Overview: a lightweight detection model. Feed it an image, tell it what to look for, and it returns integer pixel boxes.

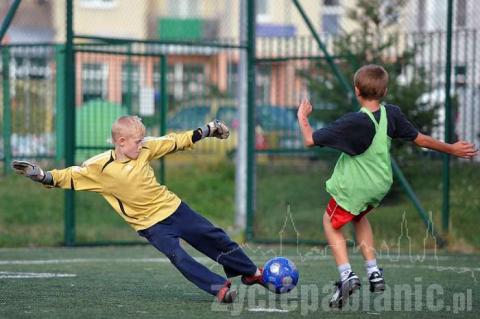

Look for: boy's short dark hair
[354,65,389,100]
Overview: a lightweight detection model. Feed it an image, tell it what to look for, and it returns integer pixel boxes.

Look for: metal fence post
[55,44,65,164]
[235,0,248,230]
[2,47,11,175]
[64,0,76,246]
[442,0,454,233]
[245,0,256,241]
[126,43,133,114]
[159,55,167,184]
[0,0,21,44]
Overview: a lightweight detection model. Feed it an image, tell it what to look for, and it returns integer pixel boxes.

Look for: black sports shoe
[368,268,385,293]
[329,271,361,308]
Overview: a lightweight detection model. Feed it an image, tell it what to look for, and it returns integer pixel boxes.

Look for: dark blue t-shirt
[312,104,418,156]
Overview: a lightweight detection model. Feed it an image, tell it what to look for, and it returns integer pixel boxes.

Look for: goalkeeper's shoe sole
[216,280,237,303]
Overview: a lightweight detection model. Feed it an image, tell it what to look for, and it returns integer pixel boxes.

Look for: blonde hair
[354,64,389,100]
[111,115,146,143]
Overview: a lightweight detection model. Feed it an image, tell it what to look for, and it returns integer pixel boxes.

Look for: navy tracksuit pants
[138,201,257,296]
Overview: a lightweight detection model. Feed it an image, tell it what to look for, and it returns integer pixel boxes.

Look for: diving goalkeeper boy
[12,115,266,303]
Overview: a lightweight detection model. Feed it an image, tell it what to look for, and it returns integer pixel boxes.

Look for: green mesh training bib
[325,104,393,214]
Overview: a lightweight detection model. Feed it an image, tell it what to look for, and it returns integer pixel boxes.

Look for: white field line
[0,271,76,279]
[0,257,206,265]
[0,257,478,273]
[300,255,474,261]
[384,263,480,272]
[0,254,469,266]
[248,307,289,313]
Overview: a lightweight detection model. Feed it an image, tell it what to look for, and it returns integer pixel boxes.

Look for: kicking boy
[297,64,478,308]
[12,116,266,303]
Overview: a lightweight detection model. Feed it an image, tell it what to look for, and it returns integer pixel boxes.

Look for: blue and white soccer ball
[262,257,299,294]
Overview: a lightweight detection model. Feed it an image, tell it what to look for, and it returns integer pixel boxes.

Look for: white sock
[338,263,352,282]
[365,259,380,277]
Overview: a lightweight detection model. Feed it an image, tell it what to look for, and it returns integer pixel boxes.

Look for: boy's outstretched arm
[297,99,315,147]
[413,133,479,159]
[144,119,230,160]
[12,160,103,192]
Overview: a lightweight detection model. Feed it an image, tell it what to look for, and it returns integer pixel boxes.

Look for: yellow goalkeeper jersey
[49,131,194,231]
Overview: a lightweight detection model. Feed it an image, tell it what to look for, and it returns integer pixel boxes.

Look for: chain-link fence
[1,0,479,247]
[250,0,480,246]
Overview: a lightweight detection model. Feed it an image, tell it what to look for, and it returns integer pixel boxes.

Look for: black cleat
[329,271,361,308]
[369,268,385,293]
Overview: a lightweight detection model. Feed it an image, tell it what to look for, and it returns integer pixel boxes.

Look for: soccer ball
[262,257,299,294]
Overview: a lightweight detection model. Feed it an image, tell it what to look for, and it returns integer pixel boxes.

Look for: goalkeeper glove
[11,160,52,184]
[202,119,230,139]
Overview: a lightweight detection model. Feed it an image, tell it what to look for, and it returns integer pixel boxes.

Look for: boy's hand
[202,119,230,139]
[297,99,313,118]
[450,141,478,159]
[11,160,45,182]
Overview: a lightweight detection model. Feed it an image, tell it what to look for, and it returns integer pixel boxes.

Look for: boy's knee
[167,247,188,266]
[206,227,236,251]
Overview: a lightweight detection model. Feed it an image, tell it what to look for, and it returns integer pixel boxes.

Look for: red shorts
[325,198,373,229]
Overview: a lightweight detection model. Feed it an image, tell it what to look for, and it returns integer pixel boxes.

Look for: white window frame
[256,0,271,23]
[81,63,109,101]
[167,0,200,18]
[323,0,340,6]
[455,0,467,28]
[79,0,117,10]
[321,13,340,34]
[12,56,50,79]
[417,0,426,31]
[321,5,343,34]
[256,66,271,103]
[169,63,206,100]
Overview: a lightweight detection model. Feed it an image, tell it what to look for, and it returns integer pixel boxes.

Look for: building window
[79,0,116,9]
[154,62,176,110]
[322,14,339,34]
[168,63,206,102]
[167,0,200,17]
[417,0,426,31]
[153,62,162,110]
[12,56,49,80]
[154,62,178,109]
[183,64,205,96]
[121,63,140,113]
[324,0,339,6]
[227,63,239,98]
[256,0,270,22]
[256,65,271,104]
[454,65,467,87]
[456,0,467,27]
[81,63,108,103]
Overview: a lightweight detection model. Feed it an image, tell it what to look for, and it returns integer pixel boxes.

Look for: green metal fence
[68,40,245,244]
[1,44,60,168]
[248,0,480,245]
[1,0,252,246]
[1,0,479,247]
